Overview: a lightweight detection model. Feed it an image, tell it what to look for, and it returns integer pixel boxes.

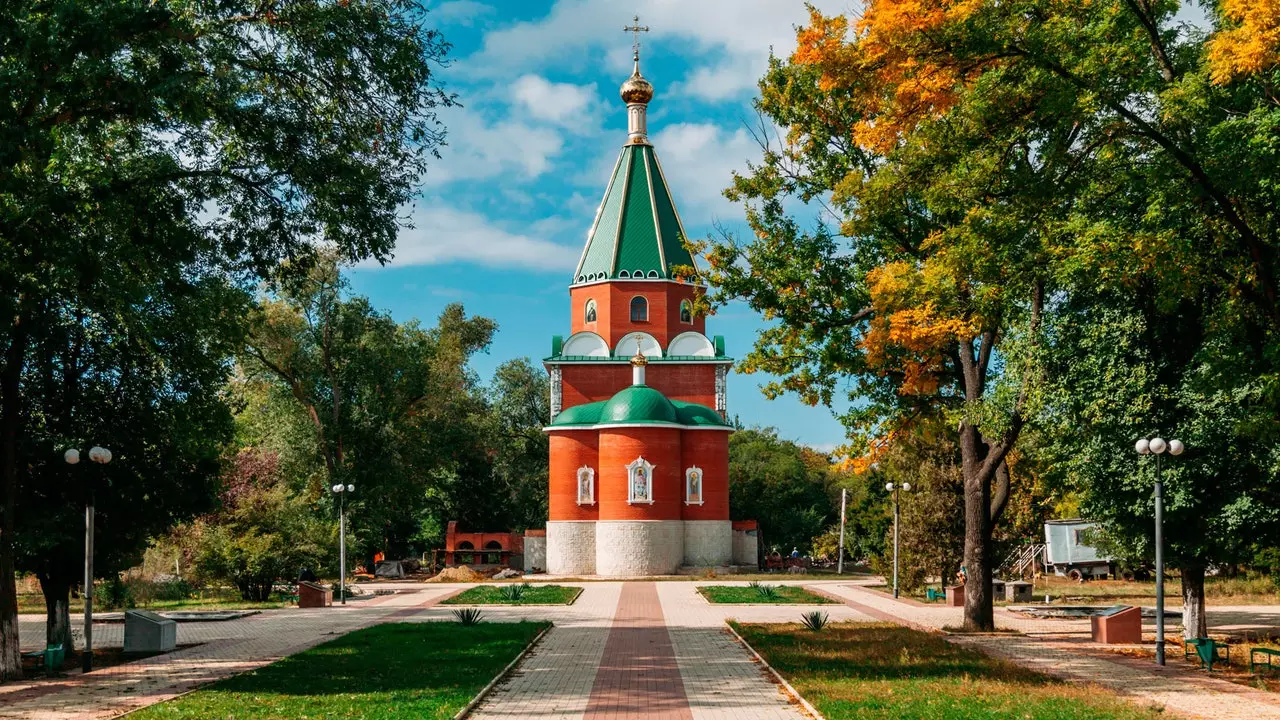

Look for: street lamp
[1136,436,1183,666]
[65,445,111,673]
[331,483,354,605]
[885,480,912,599]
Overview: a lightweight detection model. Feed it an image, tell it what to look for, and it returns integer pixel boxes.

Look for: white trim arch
[562,331,611,358]
[667,331,716,358]
[613,332,663,358]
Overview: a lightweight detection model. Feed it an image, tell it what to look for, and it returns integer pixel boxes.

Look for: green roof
[547,385,732,429]
[573,144,696,284]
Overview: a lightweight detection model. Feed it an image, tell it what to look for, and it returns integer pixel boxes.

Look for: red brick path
[584,582,692,719]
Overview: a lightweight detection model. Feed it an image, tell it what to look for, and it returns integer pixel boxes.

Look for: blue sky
[346,0,852,450]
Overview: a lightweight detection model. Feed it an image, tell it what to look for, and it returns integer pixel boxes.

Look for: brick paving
[816,582,1280,720]
[1,587,462,719]
[467,580,863,720]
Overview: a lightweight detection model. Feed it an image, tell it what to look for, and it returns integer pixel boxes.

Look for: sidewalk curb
[454,623,552,720]
[725,621,825,720]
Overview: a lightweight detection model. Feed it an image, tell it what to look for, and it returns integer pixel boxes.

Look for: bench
[1185,637,1230,671]
[22,644,65,675]
[1250,647,1280,674]
[925,588,945,602]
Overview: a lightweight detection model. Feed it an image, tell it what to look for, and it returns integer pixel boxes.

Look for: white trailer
[1043,519,1113,580]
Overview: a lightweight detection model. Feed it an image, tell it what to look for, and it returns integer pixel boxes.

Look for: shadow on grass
[130,621,548,719]
[734,621,1164,720]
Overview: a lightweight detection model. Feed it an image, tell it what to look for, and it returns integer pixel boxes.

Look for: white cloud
[649,122,756,217]
[425,107,565,186]
[460,0,851,100]
[511,75,599,127]
[371,205,581,272]
[430,0,495,26]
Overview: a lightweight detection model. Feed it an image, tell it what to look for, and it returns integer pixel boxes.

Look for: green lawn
[130,621,548,720]
[441,585,582,605]
[698,585,837,604]
[733,621,1162,719]
[16,592,289,614]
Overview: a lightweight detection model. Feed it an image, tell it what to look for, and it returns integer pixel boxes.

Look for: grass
[129,621,548,719]
[1007,575,1280,606]
[733,621,1163,719]
[16,591,290,614]
[441,585,582,605]
[698,585,838,604]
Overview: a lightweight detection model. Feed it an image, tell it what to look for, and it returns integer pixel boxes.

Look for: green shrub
[453,608,484,625]
[800,610,829,632]
[500,584,527,602]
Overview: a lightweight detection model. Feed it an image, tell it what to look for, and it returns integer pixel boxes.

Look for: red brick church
[541,45,756,576]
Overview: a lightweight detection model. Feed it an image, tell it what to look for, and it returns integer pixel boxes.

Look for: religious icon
[632,466,648,500]
[687,469,701,503]
[578,468,592,504]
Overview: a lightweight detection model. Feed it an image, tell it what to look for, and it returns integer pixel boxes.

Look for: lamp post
[65,445,111,673]
[330,483,354,605]
[837,488,848,574]
[1135,436,1184,666]
[885,480,911,598]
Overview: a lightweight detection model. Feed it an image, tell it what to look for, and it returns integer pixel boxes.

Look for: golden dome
[620,58,654,104]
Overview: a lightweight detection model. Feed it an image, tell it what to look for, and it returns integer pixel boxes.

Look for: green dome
[673,401,732,428]
[599,385,679,424]
[550,401,604,427]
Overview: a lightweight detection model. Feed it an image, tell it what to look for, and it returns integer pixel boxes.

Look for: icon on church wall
[577,466,594,505]
[680,300,693,324]
[585,299,597,323]
[626,457,654,503]
[686,467,703,505]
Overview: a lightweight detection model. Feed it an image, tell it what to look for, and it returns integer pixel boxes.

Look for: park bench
[1250,647,1280,674]
[1185,637,1230,671]
[22,643,65,675]
[925,587,945,602]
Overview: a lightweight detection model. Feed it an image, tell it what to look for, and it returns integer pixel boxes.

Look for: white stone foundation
[733,526,759,567]
[523,535,547,573]
[546,521,596,575]
[683,520,732,567]
[596,520,685,576]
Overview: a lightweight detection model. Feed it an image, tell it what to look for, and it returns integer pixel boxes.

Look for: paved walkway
[8,578,1280,719]
[461,580,871,720]
[818,583,1280,720]
[2,588,463,719]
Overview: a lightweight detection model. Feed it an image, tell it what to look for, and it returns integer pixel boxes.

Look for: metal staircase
[998,543,1045,579]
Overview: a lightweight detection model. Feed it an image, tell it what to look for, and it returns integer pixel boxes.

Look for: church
[542,39,757,576]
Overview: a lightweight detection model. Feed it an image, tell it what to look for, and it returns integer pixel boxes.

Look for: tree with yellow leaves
[694,0,1280,632]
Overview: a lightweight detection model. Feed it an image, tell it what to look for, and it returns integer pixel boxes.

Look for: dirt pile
[426,565,488,583]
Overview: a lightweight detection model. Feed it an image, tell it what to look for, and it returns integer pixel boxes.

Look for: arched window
[576,466,595,505]
[630,296,648,322]
[685,467,704,505]
[585,299,597,323]
[679,300,693,324]
[626,457,654,504]
[457,541,474,550]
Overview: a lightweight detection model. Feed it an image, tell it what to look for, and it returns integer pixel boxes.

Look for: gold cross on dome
[623,15,649,59]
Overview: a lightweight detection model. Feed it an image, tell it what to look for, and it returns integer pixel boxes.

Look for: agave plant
[501,583,528,602]
[748,580,762,590]
[755,584,780,601]
[800,610,829,632]
[453,607,485,626]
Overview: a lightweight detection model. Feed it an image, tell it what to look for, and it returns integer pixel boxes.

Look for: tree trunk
[1181,565,1208,640]
[962,468,995,631]
[37,574,74,657]
[0,318,29,682]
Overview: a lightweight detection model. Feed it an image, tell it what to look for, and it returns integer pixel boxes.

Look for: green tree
[184,449,334,601]
[481,359,550,532]
[728,428,836,557]
[242,259,497,565]
[2,0,452,677]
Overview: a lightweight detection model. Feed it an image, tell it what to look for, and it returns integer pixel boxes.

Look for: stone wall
[683,520,732,566]
[523,535,547,573]
[595,520,685,576]
[732,526,759,568]
[546,521,596,575]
